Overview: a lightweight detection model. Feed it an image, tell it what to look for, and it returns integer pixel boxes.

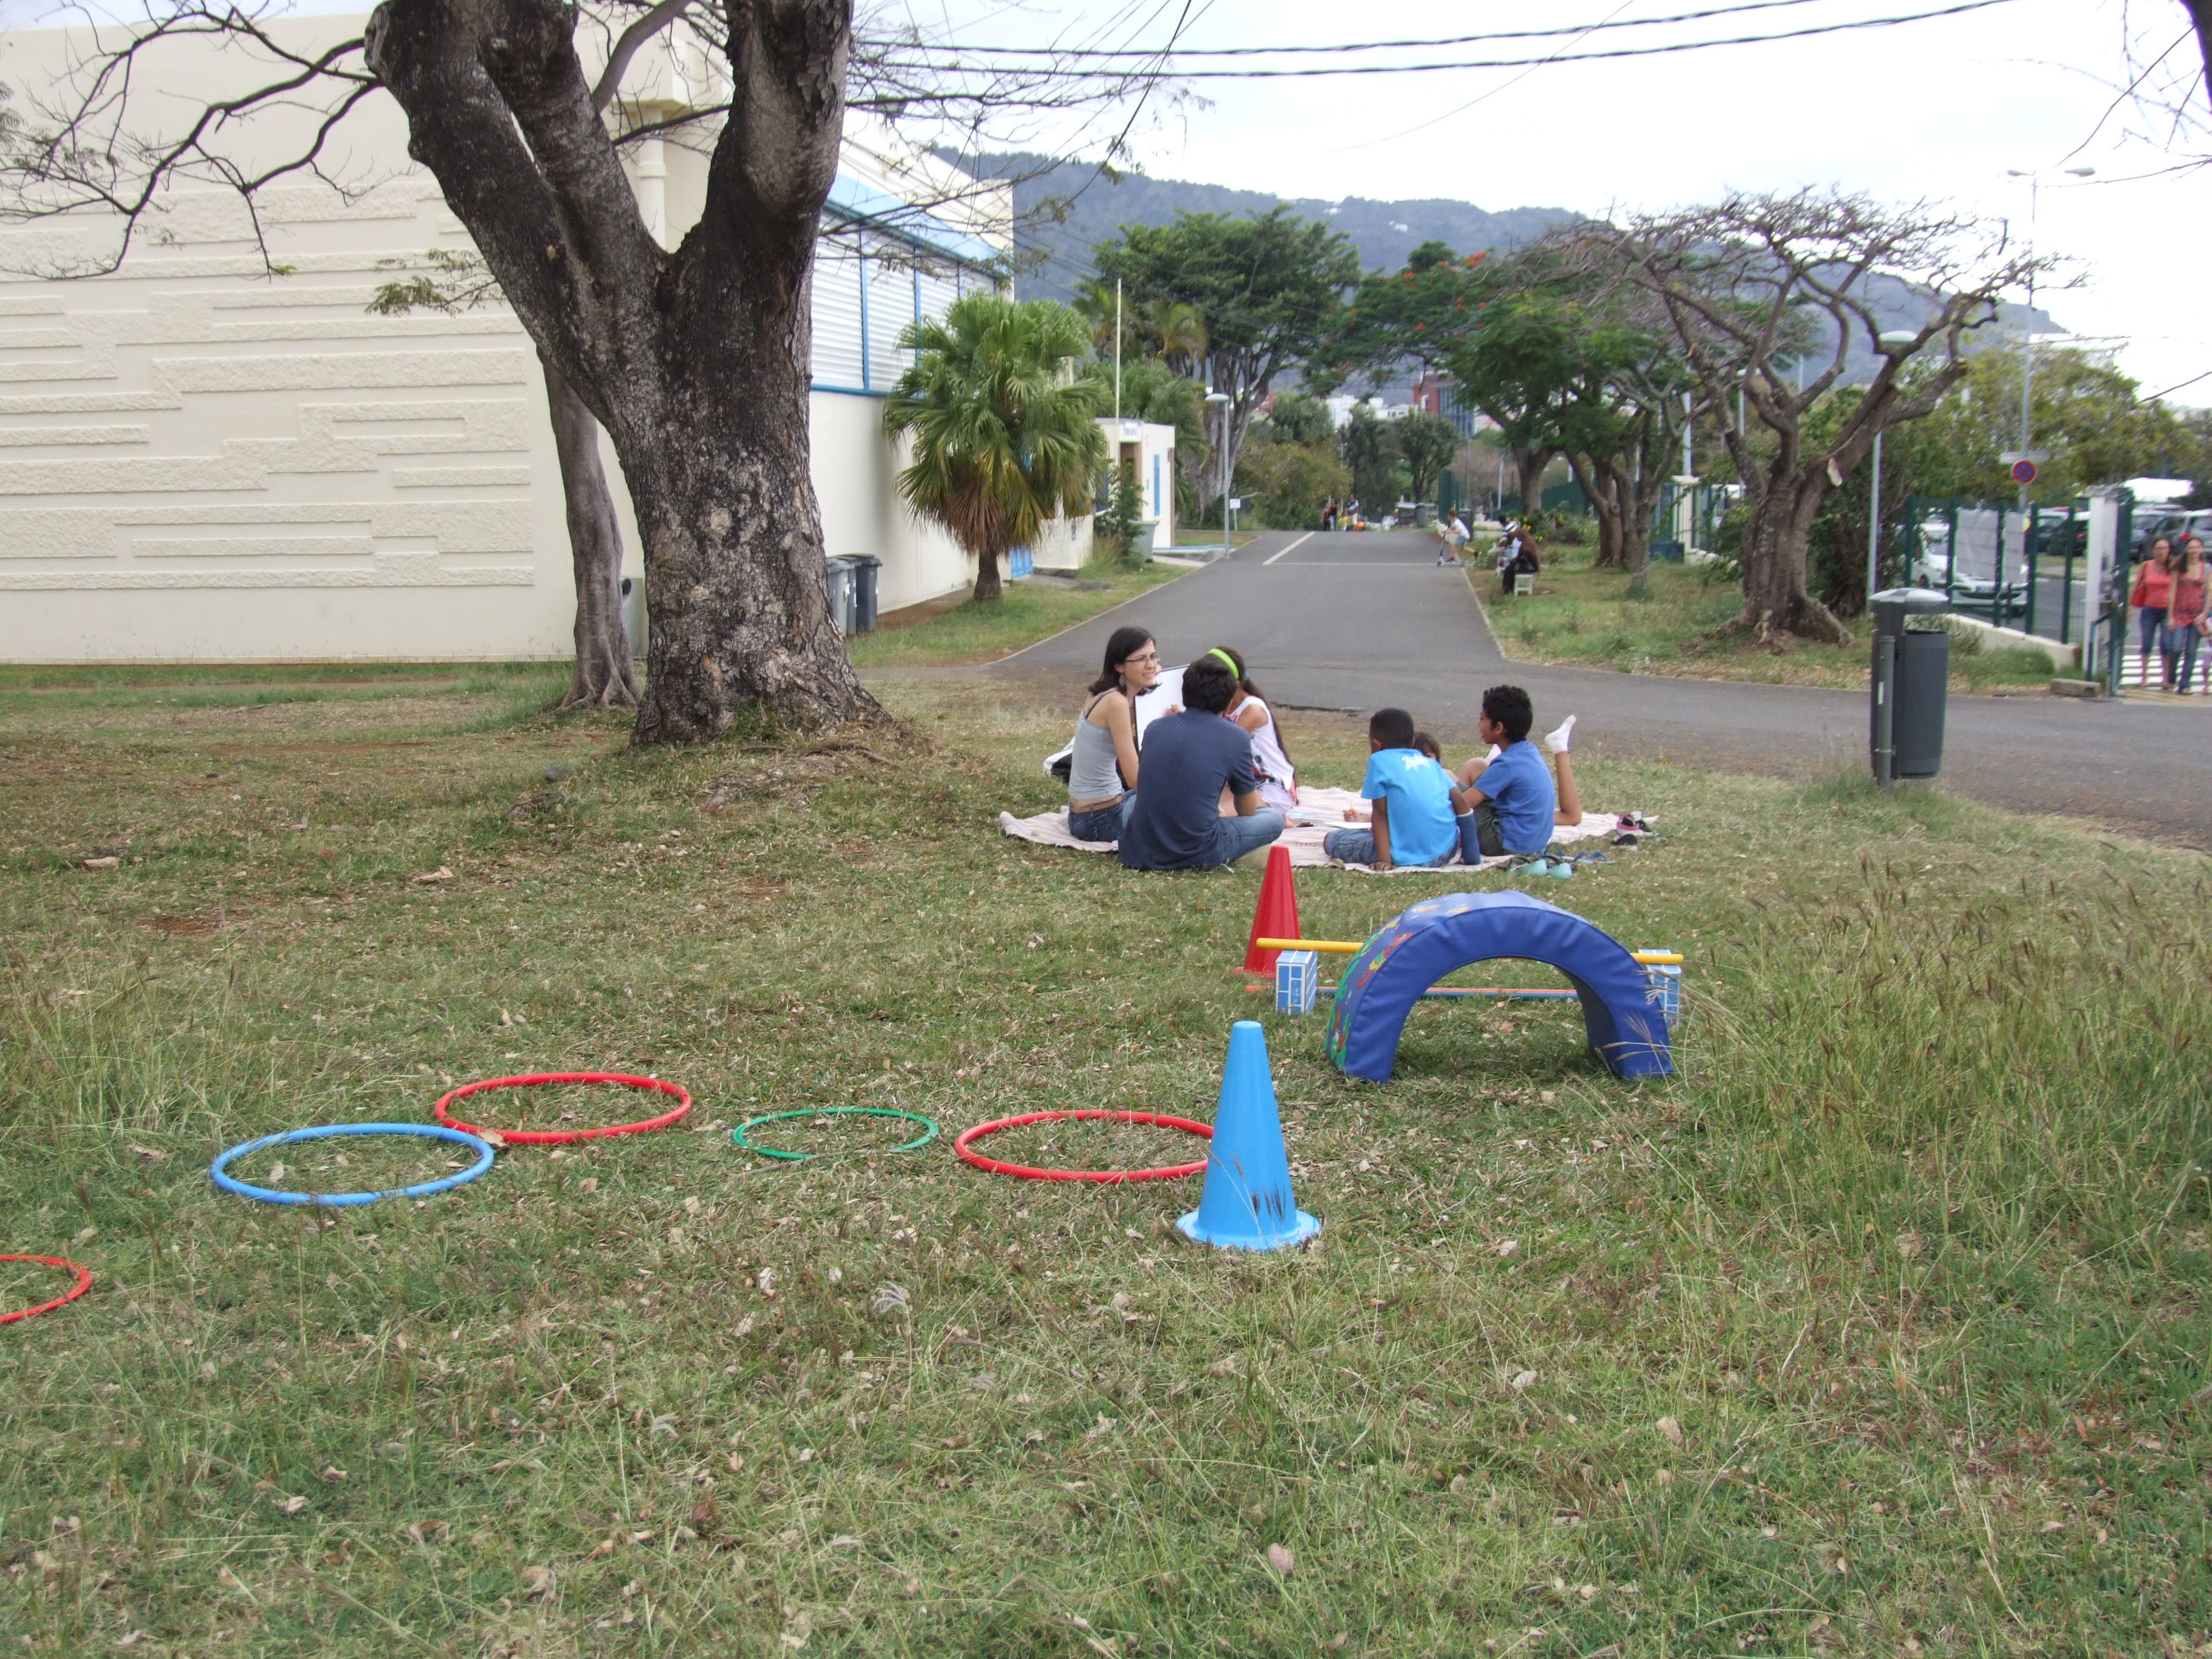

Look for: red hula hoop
[0,1254,94,1325]
[953,1109,1212,1183]
[434,1072,692,1144]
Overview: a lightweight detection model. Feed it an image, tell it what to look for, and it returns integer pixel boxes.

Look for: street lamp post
[1866,330,1920,602]
[1205,388,1231,557]
[2004,166,2094,512]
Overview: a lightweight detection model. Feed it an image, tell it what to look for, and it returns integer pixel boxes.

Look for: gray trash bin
[843,554,882,632]
[824,557,858,636]
[1869,586,1949,786]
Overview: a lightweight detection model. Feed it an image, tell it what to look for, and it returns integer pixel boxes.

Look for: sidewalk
[2118,651,2212,702]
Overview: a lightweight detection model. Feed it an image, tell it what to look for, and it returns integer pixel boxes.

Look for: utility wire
[863,0,1842,58]
[868,0,2019,79]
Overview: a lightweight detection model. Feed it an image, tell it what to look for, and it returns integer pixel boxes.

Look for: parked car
[2130,505,2212,559]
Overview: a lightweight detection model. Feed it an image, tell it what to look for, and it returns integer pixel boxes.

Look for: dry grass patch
[0,666,2205,1657]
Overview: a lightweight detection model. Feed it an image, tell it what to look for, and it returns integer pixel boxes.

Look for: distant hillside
[952,152,2060,387]
[958,150,1577,301]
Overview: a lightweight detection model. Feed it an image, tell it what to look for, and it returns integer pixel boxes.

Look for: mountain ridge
[957,150,1577,303]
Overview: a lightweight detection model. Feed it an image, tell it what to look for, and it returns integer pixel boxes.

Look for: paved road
[991,528,2212,850]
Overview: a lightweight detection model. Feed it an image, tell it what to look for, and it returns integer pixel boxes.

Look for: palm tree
[1142,300,1208,380]
[883,294,1109,602]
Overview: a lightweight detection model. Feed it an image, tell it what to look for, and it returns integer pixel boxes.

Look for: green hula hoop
[732,1107,940,1162]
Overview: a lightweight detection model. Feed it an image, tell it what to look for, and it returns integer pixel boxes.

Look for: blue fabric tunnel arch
[1322,890,1671,1082]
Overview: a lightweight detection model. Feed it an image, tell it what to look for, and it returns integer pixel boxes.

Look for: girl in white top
[1207,645,1298,813]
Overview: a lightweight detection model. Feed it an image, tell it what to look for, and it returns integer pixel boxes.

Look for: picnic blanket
[997,786,1625,873]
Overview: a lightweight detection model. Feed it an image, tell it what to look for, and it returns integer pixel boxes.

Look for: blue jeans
[1216,809,1286,865]
[2139,605,2167,657]
[1457,804,1505,862]
[1068,795,1131,842]
[1322,826,1457,867]
[2165,620,2203,690]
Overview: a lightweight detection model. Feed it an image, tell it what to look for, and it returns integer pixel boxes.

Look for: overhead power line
[866,0,2020,80]
[863,0,1841,59]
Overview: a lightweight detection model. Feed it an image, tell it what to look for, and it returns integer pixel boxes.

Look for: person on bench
[1116,656,1285,872]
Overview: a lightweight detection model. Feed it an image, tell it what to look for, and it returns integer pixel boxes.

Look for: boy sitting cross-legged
[1323,707,1461,871]
[1451,685,1582,861]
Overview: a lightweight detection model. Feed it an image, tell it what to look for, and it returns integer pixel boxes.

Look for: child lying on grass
[1450,685,1581,860]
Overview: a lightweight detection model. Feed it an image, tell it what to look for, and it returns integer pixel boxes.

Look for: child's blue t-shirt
[1359,748,1459,867]
[1471,740,1556,854]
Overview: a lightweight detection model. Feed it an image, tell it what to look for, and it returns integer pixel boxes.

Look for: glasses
[1123,651,1160,666]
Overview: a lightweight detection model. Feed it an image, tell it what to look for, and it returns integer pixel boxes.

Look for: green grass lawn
[2,663,2206,1656]
[1487,543,2061,695]
[848,559,1185,670]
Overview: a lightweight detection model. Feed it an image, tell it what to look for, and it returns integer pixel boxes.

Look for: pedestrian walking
[2167,536,2208,694]
[2131,538,2174,684]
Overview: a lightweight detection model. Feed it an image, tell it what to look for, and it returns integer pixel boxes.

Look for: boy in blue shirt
[1452,686,1582,859]
[1324,707,1460,870]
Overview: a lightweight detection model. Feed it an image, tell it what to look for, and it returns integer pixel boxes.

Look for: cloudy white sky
[969,0,2211,400]
[4,0,2203,397]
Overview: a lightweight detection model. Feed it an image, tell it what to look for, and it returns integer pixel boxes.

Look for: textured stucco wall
[0,16,989,662]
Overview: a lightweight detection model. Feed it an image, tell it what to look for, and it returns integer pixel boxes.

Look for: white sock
[1545,714,1577,754]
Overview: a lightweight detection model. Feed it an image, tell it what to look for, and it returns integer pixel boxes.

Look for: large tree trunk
[1569,454,1624,568]
[972,546,1004,603]
[1615,459,1657,596]
[367,0,878,748]
[622,336,876,745]
[1738,477,1850,646]
[543,352,639,709]
[1512,446,1555,521]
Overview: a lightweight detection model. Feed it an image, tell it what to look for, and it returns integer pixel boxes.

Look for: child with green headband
[1202,644,1298,814]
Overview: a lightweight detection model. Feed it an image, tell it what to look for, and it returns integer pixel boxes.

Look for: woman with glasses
[1066,626,1160,841]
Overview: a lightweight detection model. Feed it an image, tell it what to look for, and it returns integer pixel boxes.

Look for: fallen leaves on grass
[521,1566,556,1599]
[410,866,455,886]
[1266,1544,1294,1575]
[271,1495,307,1516]
[1656,1416,1684,1447]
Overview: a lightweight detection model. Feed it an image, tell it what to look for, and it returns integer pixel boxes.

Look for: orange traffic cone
[1243,844,1300,975]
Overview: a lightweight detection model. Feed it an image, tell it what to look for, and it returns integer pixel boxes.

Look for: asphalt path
[991,528,2212,851]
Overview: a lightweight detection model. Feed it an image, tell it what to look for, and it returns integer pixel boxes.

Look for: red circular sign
[2011,459,2039,485]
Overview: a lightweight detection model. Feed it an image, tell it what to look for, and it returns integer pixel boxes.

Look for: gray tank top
[1068,695,1126,800]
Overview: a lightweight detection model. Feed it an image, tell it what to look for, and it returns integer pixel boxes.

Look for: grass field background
[1,662,2205,1656]
[1470,541,2061,696]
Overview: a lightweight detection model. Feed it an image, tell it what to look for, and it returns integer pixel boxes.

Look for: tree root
[556,679,640,711]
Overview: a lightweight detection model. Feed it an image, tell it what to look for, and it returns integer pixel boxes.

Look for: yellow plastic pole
[1254,937,1684,966]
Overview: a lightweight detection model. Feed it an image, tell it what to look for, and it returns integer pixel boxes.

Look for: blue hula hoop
[210,1122,497,1208]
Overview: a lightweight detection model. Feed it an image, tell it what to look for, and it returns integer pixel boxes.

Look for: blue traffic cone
[1177,1022,1320,1252]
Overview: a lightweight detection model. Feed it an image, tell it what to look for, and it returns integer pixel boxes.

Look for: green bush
[1234,433,1349,530]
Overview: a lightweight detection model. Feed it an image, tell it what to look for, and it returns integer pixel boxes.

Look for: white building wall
[0,15,1000,661]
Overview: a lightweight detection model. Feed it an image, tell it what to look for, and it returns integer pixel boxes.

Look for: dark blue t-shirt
[1117,711,1257,871]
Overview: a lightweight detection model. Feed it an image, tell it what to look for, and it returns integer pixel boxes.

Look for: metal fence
[1901,495,2131,648]
[1650,480,1728,558]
